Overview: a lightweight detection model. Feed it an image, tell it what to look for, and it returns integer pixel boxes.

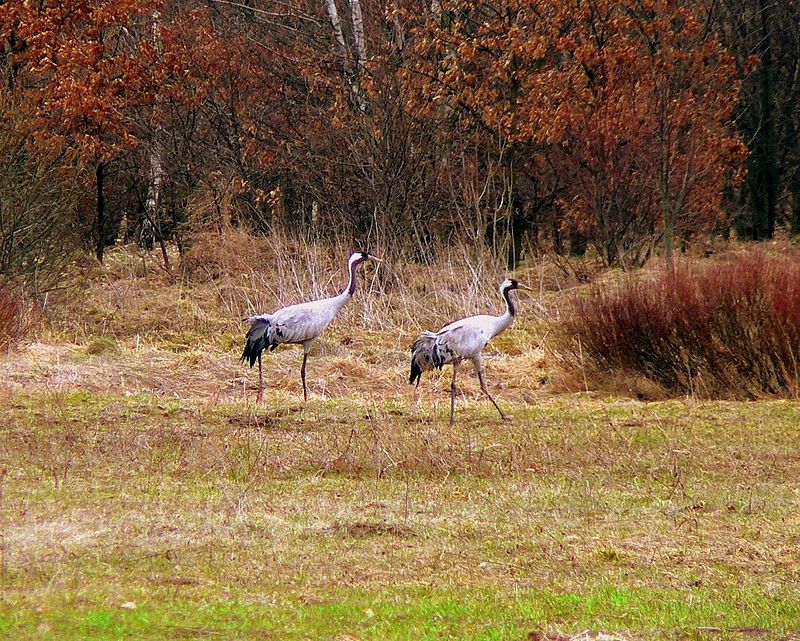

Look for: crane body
[241,250,379,402]
[410,279,531,424]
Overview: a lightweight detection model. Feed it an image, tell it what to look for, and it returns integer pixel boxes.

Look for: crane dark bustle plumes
[241,250,380,402]
[409,278,532,424]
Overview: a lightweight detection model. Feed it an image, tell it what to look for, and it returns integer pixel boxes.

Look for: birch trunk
[144,10,172,277]
[348,0,367,69]
[323,0,348,58]
[95,162,106,263]
[324,0,366,112]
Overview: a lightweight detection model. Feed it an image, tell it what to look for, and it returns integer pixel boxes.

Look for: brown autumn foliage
[5,0,154,163]
[405,0,746,268]
[551,0,747,268]
[0,0,795,281]
[2,0,162,261]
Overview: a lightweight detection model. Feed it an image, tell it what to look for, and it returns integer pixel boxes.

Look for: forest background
[0,0,798,293]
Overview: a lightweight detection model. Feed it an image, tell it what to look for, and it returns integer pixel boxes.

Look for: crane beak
[368,254,382,263]
[517,283,533,291]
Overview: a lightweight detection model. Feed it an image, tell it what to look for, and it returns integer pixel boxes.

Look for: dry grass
[3,241,800,640]
[2,388,800,640]
[26,239,550,409]
[180,228,558,332]
[0,283,35,352]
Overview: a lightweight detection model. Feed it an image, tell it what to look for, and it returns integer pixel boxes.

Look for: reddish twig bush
[0,284,26,350]
[556,252,800,398]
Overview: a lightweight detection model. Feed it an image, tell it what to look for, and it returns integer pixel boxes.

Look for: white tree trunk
[348,0,367,68]
[144,10,171,275]
[323,0,366,112]
[323,0,348,59]
[145,149,163,233]
[143,11,163,248]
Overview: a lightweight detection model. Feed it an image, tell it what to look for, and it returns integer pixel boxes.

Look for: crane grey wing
[409,320,492,386]
[271,305,324,344]
[437,323,491,360]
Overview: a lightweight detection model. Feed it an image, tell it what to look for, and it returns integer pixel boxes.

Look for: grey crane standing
[409,279,531,424]
[241,250,381,402]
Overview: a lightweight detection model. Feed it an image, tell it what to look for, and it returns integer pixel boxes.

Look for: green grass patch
[2,390,800,640]
[3,585,799,640]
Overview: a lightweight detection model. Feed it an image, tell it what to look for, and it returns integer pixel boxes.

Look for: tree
[2,0,161,261]
[2,0,284,265]
[404,0,562,266]
[0,91,82,293]
[405,0,745,268]
[227,0,468,253]
[712,0,800,239]
[554,0,746,268]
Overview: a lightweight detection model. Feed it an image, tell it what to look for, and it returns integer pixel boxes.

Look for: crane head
[502,278,532,292]
[351,250,382,264]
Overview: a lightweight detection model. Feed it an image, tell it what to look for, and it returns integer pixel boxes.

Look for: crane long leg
[449,363,458,426]
[477,368,510,421]
[257,353,263,403]
[301,352,309,402]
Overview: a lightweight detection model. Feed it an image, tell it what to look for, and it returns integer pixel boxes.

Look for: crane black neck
[345,257,364,297]
[502,284,516,317]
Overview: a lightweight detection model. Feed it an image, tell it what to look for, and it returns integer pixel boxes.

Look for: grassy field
[2,248,800,640]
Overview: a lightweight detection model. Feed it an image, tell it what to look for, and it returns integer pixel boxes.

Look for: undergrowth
[0,283,27,350]
[556,250,800,398]
[44,230,556,360]
[180,228,554,333]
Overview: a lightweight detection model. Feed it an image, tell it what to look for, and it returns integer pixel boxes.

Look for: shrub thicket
[0,98,83,294]
[0,284,26,350]
[557,251,800,398]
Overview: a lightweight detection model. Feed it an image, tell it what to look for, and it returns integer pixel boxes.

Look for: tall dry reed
[182,228,531,334]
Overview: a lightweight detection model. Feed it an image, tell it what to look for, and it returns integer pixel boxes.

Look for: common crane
[241,250,381,402]
[409,278,531,424]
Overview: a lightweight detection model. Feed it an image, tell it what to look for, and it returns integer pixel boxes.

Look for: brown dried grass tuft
[181,228,550,333]
[32,232,557,405]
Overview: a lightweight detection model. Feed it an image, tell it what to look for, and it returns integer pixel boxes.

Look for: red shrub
[0,284,25,350]
[558,252,800,398]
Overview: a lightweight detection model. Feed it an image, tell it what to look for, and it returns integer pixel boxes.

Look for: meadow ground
[1,248,800,640]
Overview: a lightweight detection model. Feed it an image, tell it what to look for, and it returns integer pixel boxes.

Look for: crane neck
[341,257,362,298]
[501,285,516,318]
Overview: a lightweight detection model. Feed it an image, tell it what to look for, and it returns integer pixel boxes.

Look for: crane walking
[409,279,531,424]
[241,250,381,402]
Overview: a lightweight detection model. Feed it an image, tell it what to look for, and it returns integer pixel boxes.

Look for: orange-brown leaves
[405,0,746,267]
[4,0,162,162]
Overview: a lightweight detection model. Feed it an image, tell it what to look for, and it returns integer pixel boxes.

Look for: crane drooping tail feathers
[240,315,276,367]
[409,331,447,386]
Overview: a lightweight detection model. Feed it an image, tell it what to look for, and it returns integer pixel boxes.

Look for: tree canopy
[0,0,797,278]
